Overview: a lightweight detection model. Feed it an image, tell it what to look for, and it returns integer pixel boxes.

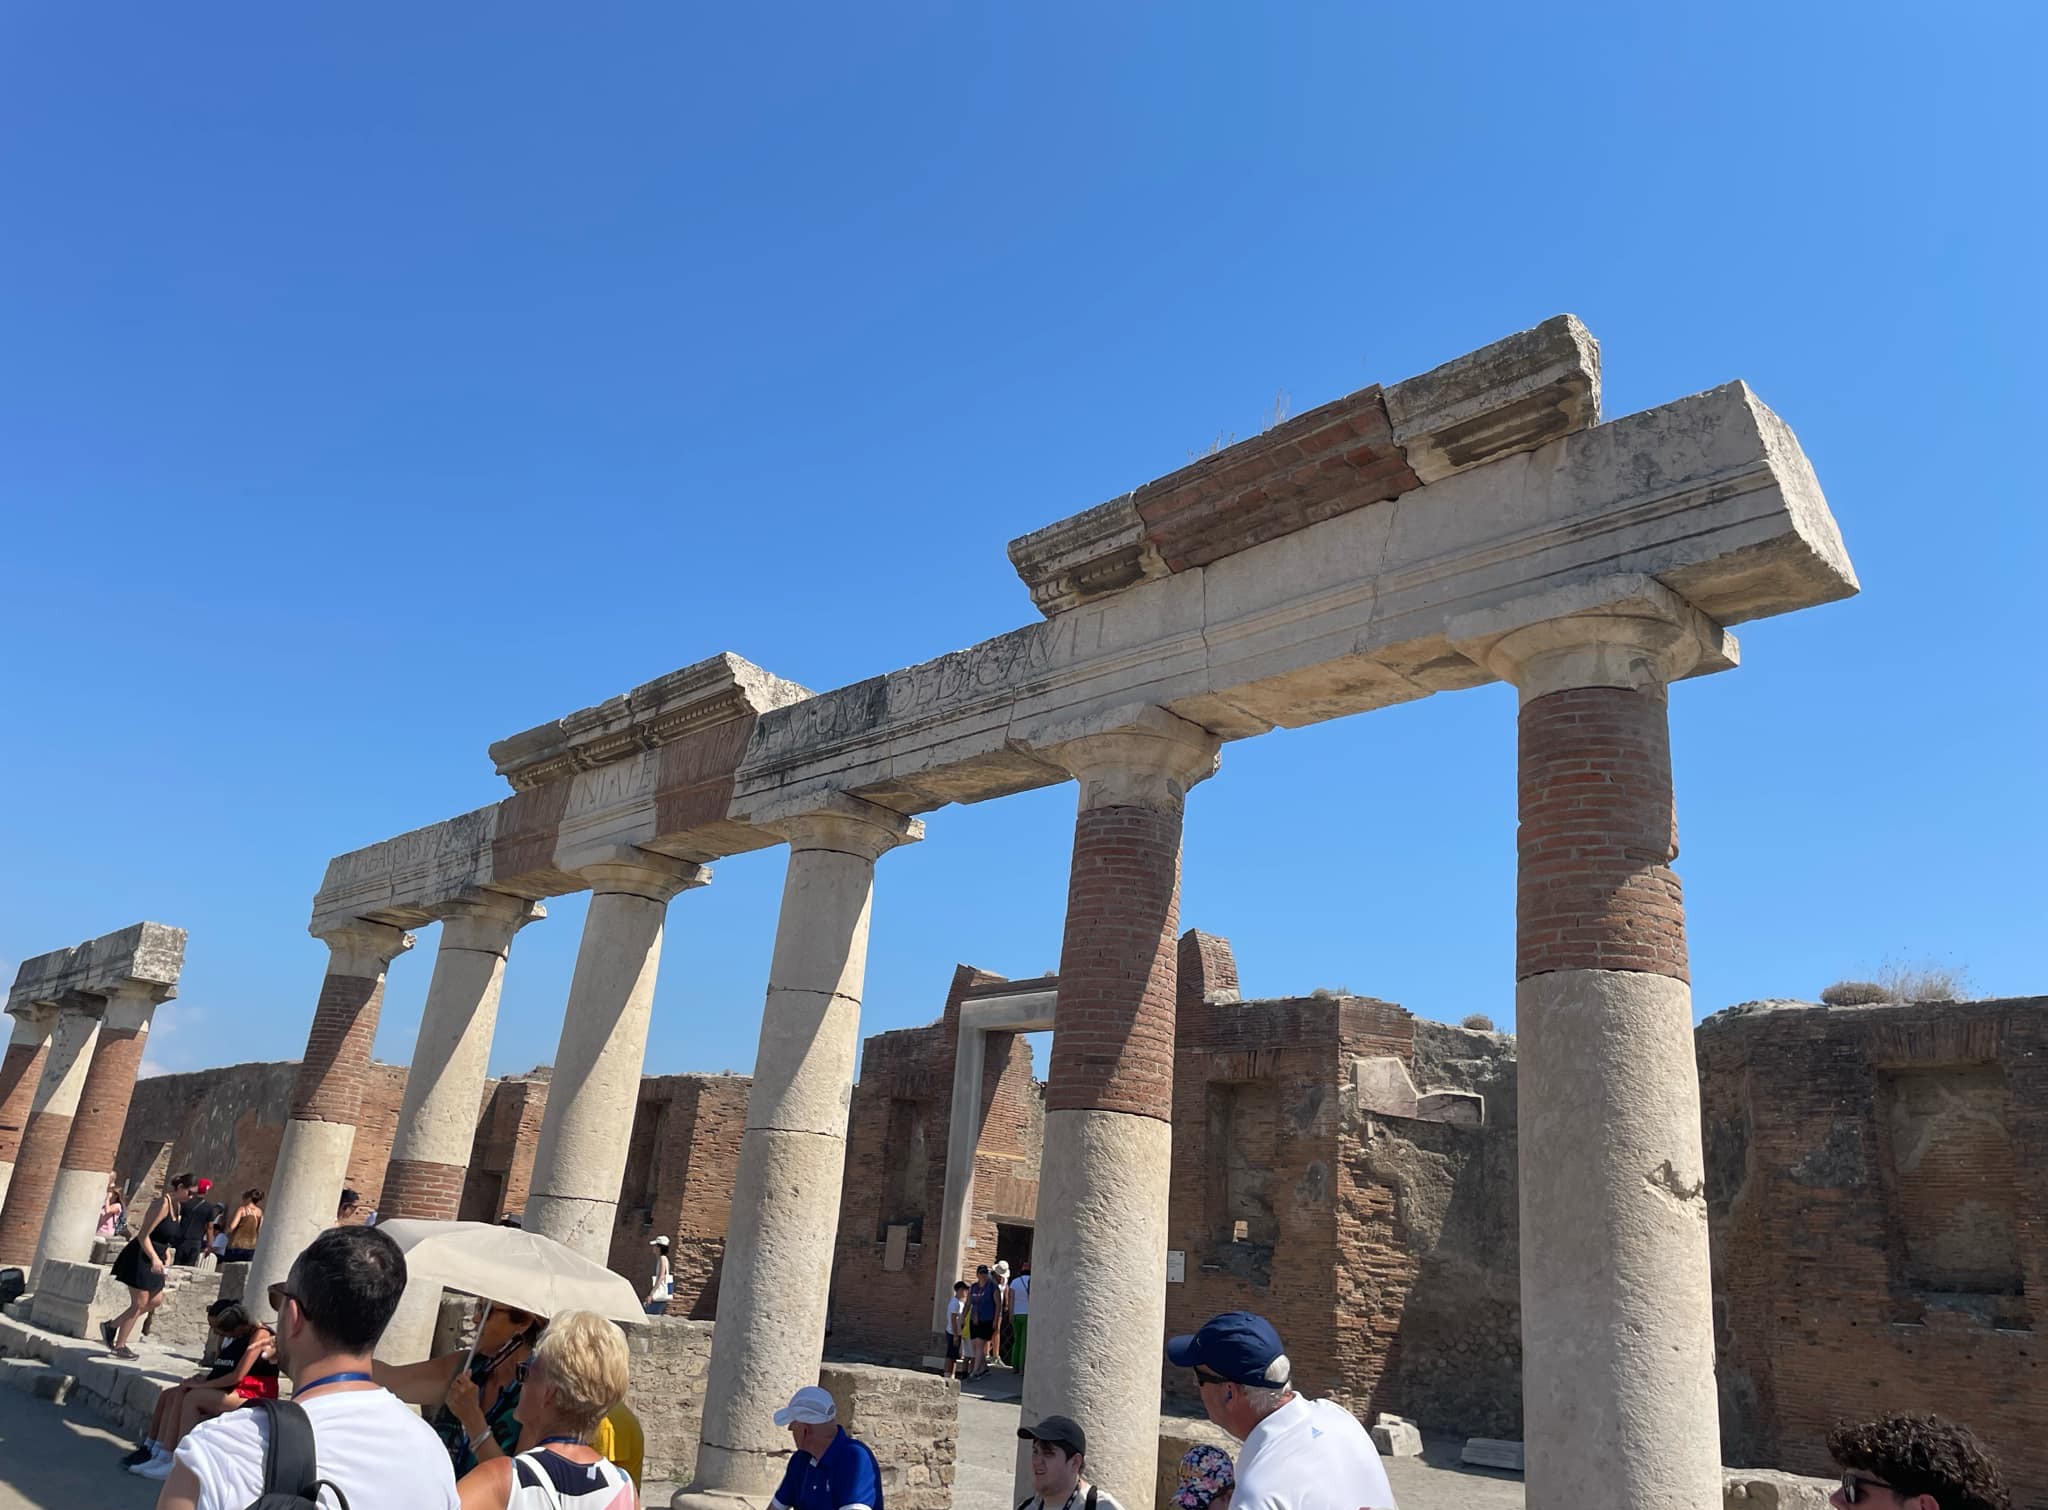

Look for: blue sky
[2,4,2040,1083]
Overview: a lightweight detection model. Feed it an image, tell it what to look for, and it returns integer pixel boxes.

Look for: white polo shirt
[1231,1395,1398,1510]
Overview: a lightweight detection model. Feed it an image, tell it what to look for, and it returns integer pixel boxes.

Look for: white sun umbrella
[376,1219,647,1329]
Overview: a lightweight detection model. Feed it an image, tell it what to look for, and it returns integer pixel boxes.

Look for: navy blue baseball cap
[1166,1311,1291,1387]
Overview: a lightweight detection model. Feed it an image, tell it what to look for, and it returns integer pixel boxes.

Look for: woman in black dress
[102,1171,192,1358]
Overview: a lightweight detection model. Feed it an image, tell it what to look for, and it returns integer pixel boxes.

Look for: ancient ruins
[0,316,1867,1510]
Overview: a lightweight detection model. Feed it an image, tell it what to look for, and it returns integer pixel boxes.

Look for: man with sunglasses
[152,1224,460,1510]
[1167,1311,1396,1510]
[1827,1413,2011,1510]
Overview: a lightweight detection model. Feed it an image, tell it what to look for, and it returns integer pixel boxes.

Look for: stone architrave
[0,999,103,1267]
[247,922,415,1320]
[679,794,921,1509]
[1012,707,1220,1510]
[31,979,175,1280]
[524,850,708,1260]
[0,1008,56,1215]
[381,893,545,1221]
[1452,577,1729,1510]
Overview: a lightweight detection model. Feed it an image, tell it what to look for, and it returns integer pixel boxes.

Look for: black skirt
[111,1237,166,1293]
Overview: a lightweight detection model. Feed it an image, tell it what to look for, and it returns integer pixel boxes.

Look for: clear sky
[2,4,2040,1085]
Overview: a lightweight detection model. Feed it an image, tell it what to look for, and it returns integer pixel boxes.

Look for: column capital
[744,791,924,861]
[313,920,416,977]
[4,1003,56,1039]
[1038,705,1220,812]
[430,890,547,955]
[573,847,710,903]
[99,979,175,1033]
[1450,575,1738,704]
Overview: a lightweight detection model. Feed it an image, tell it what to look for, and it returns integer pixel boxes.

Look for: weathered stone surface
[1007,497,1167,616]
[818,1361,957,1510]
[1353,1056,1420,1119]
[1371,1419,1424,1456]
[1721,1470,1836,1510]
[6,923,186,1010]
[1384,314,1601,483]
[1462,1438,1525,1471]
[1156,1416,1241,1510]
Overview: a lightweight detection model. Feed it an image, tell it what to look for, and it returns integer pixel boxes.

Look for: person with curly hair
[1826,1412,2012,1510]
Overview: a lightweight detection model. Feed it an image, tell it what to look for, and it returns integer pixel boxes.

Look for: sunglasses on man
[1840,1472,1894,1505]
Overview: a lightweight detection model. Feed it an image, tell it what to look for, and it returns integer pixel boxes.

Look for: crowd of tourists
[946,1259,1029,1380]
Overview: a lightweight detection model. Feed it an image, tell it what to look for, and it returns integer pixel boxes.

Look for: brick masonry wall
[59,1026,149,1174]
[290,972,386,1122]
[608,1072,750,1316]
[1699,996,2048,1505]
[0,1040,49,1166]
[461,1075,548,1222]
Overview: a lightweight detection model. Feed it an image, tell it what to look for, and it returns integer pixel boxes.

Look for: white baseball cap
[773,1386,837,1427]
[650,1236,670,1247]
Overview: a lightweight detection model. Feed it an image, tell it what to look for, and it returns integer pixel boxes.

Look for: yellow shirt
[595,1402,645,1489]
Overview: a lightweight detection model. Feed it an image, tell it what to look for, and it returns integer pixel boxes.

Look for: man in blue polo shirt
[770,1385,884,1510]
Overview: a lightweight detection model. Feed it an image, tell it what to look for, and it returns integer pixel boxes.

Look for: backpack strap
[1085,1487,1098,1510]
[254,1397,353,1509]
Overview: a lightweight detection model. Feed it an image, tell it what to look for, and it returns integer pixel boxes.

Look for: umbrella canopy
[376,1219,646,1327]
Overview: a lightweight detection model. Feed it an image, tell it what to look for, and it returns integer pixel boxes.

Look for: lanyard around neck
[295,1370,374,1397]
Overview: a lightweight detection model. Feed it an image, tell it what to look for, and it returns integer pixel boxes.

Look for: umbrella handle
[456,1299,492,1384]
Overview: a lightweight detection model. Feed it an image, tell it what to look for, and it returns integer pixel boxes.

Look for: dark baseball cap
[1166,1311,1291,1387]
[1018,1414,1087,1457]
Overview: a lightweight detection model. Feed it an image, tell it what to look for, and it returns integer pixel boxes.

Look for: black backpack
[242,1399,350,1509]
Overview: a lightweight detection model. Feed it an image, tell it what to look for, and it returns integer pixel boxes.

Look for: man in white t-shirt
[1166,1310,1397,1510]
[1006,1263,1032,1372]
[155,1223,459,1510]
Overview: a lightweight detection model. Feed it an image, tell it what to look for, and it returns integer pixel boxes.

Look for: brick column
[0,996,104,1268]
[526,851,707,1261]
[248,922,414,1320]
[30,980,173,1281]
[382,893,544,1220]
[681,796,920,1508]
[0,1007,55,1214]
[1015,708,1219,1510]
[1463,582,1730,1510]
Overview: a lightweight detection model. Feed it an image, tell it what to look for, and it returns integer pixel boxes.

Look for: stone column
[382,893,544,1221]
[525,850,708,1260]
[679,795,921,1509]
[248,922,414,1320]
[928,1017,987,1334]
[0,1007,55,1214]
[30,981,173,1281]
[1014,709,1219,1510]
[1470,586,1728,1510]
[0,996,104,1268]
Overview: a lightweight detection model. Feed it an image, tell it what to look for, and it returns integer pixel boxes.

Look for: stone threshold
[0,1308,203,1443]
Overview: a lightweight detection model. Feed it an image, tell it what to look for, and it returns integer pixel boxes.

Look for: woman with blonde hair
[457,1309,636,1509]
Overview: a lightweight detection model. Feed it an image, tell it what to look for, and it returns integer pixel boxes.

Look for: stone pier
[1455,579,1726,1510]
[382,894,544,1221]
[525,852,708,1260]
[681,795,920,1508]
[0,923,185,1277]
[1014,709,1219,1510]
[248,922,414,1320]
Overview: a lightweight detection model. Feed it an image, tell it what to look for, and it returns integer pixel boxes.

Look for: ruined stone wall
[608,1071,750,1318]
[820,1361,958,1510]
[1699,997,2047,1505]
[117,1060,409,1212]
[623,1315,716,1484]
[459,1074,548,1223]
[828,965,1042,1361]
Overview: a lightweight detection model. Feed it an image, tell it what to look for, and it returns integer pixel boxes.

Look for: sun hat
[650,1236,671,1247]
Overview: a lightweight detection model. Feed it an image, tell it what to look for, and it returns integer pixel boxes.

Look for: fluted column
[30,980,173,1281]
[1013,708,1219,1510]
[681,795,921,1508]
[382,893,544,1220]
[248,922,415,1320]
[1461,581,1729,1510]
[0,1007,55,1214]
[0,996,104,1268]
[525,850,707,1260]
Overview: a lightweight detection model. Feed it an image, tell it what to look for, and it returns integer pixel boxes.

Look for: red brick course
[607,1073,749,1317]
[381,1155,469,1221]
[0,1108,73,1260]
[291,972,386,1124]
[1048,805,1184,1120]
[1516,685,1688,982]
[59,1026,148,1173]
[0,1040,49,1166]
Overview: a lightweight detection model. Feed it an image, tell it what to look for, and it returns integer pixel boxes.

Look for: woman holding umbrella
[376,1297,546,1475]
[455,1309,636,1509]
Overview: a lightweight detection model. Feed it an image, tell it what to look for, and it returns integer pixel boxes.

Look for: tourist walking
[173,1178,222,1266]
[1006,1262,1032,1372]
[767,1385,882,1510]
[148,1223,459,1508]
[944,1280,968,1380]
[221,1188,263,1263]
[1824,1413,2011,1510]
[454,1309,637,1510]
[992,1260,1012,1367]
[966,1264,999,1378]
[1168,1311,1397,1510]
[646,1234,673,1314]
[1016,1414,1127,1510]
[121,1299,278,1480]
[102,1171,192,1358]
